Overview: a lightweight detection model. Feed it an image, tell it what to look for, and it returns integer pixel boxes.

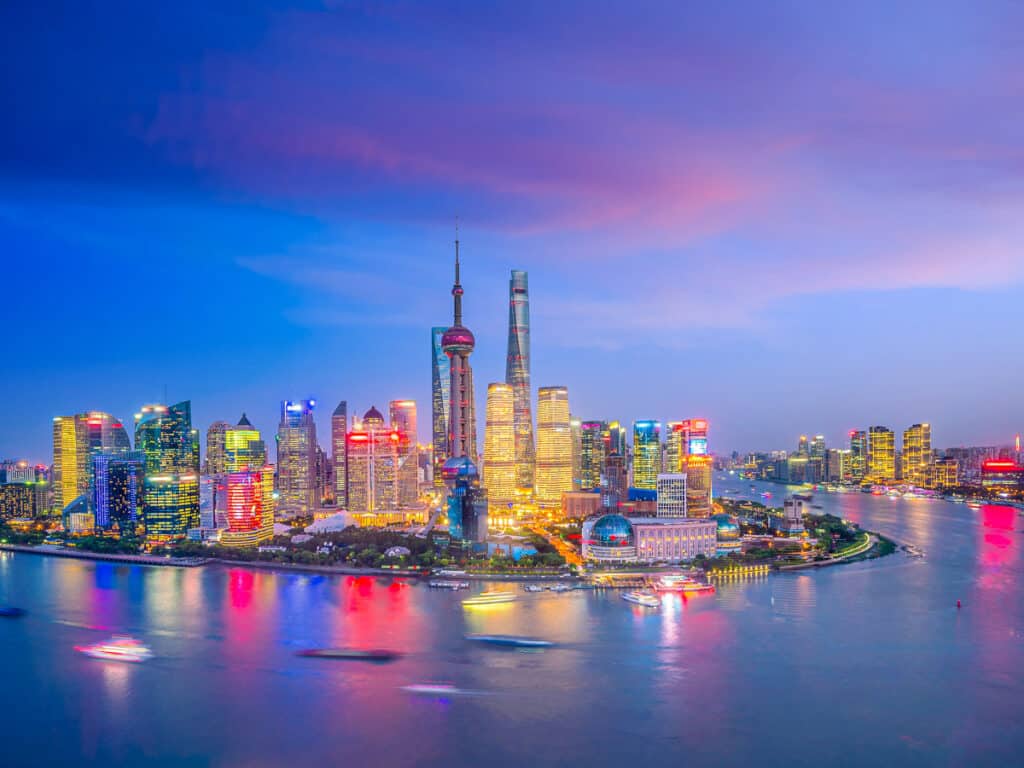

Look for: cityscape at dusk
[1,3,1022,767]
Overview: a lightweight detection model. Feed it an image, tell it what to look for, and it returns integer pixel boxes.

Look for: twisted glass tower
[505,270,535,492]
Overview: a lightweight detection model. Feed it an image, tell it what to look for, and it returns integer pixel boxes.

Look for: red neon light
[348,434,369,442]
[982,460,1021,471]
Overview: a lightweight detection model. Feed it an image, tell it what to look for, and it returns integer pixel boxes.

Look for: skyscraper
[867,426,896,484]
[535,386,573,508]
[850,430,868,482]
[902,423,932,487]
[347,406,402,513]
[224,413,265,471]
[483,383,516,514]
[431,327,451,487]
[570,416,583,490]
[665,422,685,474]
[220,469,275,548]
[332,400,348,506]
[677,419,712,517]
[505,269,535,492]
[93,451,145,535]
[656,474,688,518]
[389,400,419,508]
[632,421,662,490]
[206,421,229,475]
[135,401,200,541]
[276,399,318,515]
[579,421,608,490]
[442,236,477,462]
[53,415,85,510]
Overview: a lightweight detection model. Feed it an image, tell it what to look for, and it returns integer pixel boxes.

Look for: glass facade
[142,474,200,542]
[431,327,451,486]
[276,399,318,514]
[505,269,535,492]
[93,451,144,535]
[332,400,348,506]
[867,426,896,483]
[902,423,931,486]
[535,386,573,508]
[483,383,516,513]
[632,421,661,490]
[579,421,607,491]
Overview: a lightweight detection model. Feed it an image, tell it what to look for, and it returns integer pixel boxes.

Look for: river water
[1,476,1021,767]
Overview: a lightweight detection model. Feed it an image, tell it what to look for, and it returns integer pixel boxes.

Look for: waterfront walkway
[0,543,207,567]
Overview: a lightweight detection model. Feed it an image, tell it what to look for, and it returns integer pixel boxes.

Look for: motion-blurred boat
[523,584,544,593]
[296,648,401,661]
[0,606,26,618]
[622,591,660,608]
[75,635,152,662]
[465,634,554,648]
[462,591,517,607]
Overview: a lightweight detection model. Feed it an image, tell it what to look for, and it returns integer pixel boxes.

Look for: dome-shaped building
[582,513,637,562]
[362,406,385,428]
[712,513,741,552]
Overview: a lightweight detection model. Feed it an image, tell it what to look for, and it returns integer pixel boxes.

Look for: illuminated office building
[579,421,608,490]
[827,448,852,483]
[332,401,348,507]
[276,399,318,515]
[656,473,688,518]
[483,383,516,513]
[678,419,712,517]
[535,386,573,508]
[443,456,488,545]
[346,407,409,513]
[389,401,419,508]
[607,421,627,459]
[797,435,809,455]
[570,416,583,490]
[224,413,265,471]
[931,457,958,489]
[442,237,477,463]
[219,470,274,548]
[53,415,85,509]
[632,421,662,490]
[867,426,896,484]
[810,435,826,458]
[666,422,685,473]
[850,430,868,482]
[431,327,451,486]
[93,451,145,535]
[135,401,200,541]
[0,482,35,519]
[206,421,229,475]
[902,423,932,487]
[505,269,535,492]
[601,453,627,508]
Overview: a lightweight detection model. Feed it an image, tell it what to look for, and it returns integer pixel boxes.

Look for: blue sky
[1,1,1023,462]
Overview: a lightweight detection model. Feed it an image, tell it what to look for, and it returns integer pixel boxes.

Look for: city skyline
[3,2,1024,460]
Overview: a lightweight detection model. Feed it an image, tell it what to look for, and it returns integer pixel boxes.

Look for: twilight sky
[2,1,1023,463]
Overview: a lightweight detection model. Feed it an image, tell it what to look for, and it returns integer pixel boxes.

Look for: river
[0,476,1021,767]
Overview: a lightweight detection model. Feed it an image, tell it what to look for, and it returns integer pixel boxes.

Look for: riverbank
[0,543,207,567]
[210,559,577,581]
[776,533,882,571]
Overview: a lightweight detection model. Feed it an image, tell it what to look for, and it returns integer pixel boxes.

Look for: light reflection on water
[0,477,1021,768]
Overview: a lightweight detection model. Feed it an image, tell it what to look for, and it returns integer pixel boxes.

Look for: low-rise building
[582,513,717,563]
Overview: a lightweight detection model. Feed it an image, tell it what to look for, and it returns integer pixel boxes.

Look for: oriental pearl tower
[442,232,477,462]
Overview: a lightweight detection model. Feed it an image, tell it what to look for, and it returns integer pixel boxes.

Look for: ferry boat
[523,584,544,593]
[622,591,660,608]
[296,648,401,662]
[653,574,715,594]
[548,584,573,592]
[401,683,474,697]
[461,590,517,607]
[75,635,153,663]
[465,634,554,648]
[429,580,469,590]
[0,606,26,618]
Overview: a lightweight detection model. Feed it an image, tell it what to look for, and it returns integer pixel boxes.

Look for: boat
[75,635,153,663]
[622,591,660,608]
[653,574,715,594]
[296,648,401,661]
[465,634,554,648]
[401,683,475,696]
[429,580,469,590]
[461,590,517,607]
[523,584,544,593]
[548,584,573,592]
[0,606,26,618]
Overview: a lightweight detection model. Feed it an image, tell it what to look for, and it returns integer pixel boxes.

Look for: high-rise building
[826,448,852,483]
[607,421,627,459]
[810,435,826,458]
[331,401,348,507]
[430,327,451,487]
[850,430,868,482]
[206,421,229,475]
[579,421,608,491]
[665,422,685,474]
[483,383,516,514]
[570,416,583,490]
[275,399,318,515]
[135,401,200,541]
[679,419,712,517]
[442,237,477,462]
[224,413,265,472]
[535,386,573,508]
[219,469,275,548]
[930,457,959,489]
[443,457,488,545]
[93,451,145,535]
[632,421,662,490]
[656,473,688,518]
[902,423,932,487]
[347,406,404,513]
[389,401,419,508]
[505,269,535,493]
[601,454,628,509]
[52,415,85,510]
[867,426,896,484]
[797,435,809,455]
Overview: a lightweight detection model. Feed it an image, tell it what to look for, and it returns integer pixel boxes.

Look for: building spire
[452,219,464,326]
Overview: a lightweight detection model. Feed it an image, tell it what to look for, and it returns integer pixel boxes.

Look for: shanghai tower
[505,270,535,491]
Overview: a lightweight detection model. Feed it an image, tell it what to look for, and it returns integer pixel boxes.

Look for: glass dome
[712,513,740,540]
[591,514,634,547]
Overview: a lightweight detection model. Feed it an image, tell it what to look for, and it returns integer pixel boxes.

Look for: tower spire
[452,220,464,327]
